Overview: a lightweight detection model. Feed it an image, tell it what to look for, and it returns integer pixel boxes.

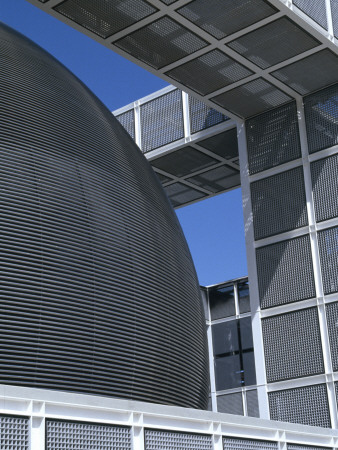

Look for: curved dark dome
[0,23,209,409]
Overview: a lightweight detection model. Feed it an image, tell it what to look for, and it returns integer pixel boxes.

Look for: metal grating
[160,0,177,4]
[166,49,252,96]
[177,0,277,40]
[317,227,338,295]
[189,96,228,134]
[46,421,131,450]
[227,18,320,70]
[198,129,238,160]
[154,170,173,184]
[246,101,301,174]
[269,384,331,428]
[217,393,243,415]
[0,416,29,450]
[288,446,331,450]
[251,167,308,240]
[116,109,135,141]
[114,16,208,70]
[311,153,338,222]
[256,235,316,309]
[223,437,277,450]
[151,147,217,177]
[212,78,292,119]
[293,0,328,30]
[272,50,338,96]
[331,0,338,38]
[303,83,338,154]
[140,89,184,152]
[187,165,240,193]
[262,308,324,383]
[325,302,338,371]
[246,390,259,418]
[164,182,206,207]
[144,429,213,450]
[54,0,157,39]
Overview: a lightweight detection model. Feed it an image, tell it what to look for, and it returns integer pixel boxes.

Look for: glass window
[240,316,253,350]
[212,320,239,356]
[209,285,235,320]
[214,355,242,390]
[243,352,256,386]
[238,281,250,313]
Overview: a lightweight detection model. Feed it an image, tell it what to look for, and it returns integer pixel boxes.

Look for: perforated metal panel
[288,445,331,450]
[187,165,240,193]
[198,129,238,160]
[223,437,277,450]
[160,0,177,4]
[246,102,301,174]
[246,390,259,418]
[140,89,184,152]
[166,49,252,96]
[144,430,213,450]
[114,16,208,70]
[116,109,135,141]
[212,78,292,119]
[262,308,324,383]
[304,83,338,153]
[318,227,338,295]
[311,153,338,222]
[272,50,338,96]
[293,0,328,29]
[228,18,319,70]
[251,167,308,240]
[326,302,338,371]
[46,421,131,450]
[54,0,157,38]
[330,0,338,38]
[269,384,331,428]
[0,416,28,450]
[164,182,206,207]
[217,393,243,415]
[189,97,228,134]
[256,235,316,308]
[177,0,277,39]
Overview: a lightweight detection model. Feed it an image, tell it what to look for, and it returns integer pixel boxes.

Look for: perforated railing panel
[311,153,338,222]
[288,445,331,450]
[115,16,208,70]
[293,0,328,29]
[55,0,157,38]
[0,416,28,450]
[144,430,213,450]
[304,83,338,153]
[269,384,331,427]
[246,102,301,174]
[262,308,324,383]
[116,109,135,141]
[256,235,316,308]
[331,0,338,38]
[217,392,243,415]
[318,227,338,295]
[189,96,227,134]
[326,302,338,371]
[251,167,308,240]
[46,421,131,450]
[140,89,184,152]
[223,437,277,450]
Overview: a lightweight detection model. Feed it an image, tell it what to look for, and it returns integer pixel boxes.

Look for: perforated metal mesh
[198,129,238,160]
[262,308,324,383]
[140,89,184,152]
[311,153,338,222]
[223,437,277,450]
[325,302,338,371]
[293,0,328,29]
[177,0,277,40]
[187,165,240,193]
[115,16,207,70]
[217,393,243,415]
[144,430,212,450]
[46,421,131,450]
[212,78,292,119]
[246,101,301,174]
[288,445,331,450]
[189,97,228,134]
[160,0,177,4]
[318,227,338,295]
[54,0,157,38]
[116,109,135,141]
[304,83,338,153]
[246,390,259,418]
[166,49,252,96]
[251,167,308,240]
[256,235,316,309]
[164,182,206,207]
[0,416,28,450]
[330,0,338,38]
[272,50,338,96]
[227,18,319,70]
[269,384,331,427]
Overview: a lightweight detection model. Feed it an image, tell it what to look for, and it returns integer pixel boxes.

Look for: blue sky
[1,0,247,285]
